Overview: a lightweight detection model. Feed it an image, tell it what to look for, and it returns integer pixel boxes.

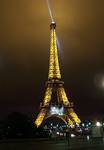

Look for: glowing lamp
[96,121,102,127]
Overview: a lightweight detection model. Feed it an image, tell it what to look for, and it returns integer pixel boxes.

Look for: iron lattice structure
[35,22,81,128]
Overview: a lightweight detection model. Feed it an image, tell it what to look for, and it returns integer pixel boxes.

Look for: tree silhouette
[3,112,36,138]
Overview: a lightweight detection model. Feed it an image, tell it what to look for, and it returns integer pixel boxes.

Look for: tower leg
[68,108,81,124]
[35,108,47,127]
[35,87,52,127]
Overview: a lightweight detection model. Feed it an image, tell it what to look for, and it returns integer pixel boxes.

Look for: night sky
[0,0,104,119]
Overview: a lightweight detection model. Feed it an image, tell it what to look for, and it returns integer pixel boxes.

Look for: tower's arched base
[42,115,67,127]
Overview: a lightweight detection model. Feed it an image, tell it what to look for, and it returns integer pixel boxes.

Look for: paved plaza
[0,137,104,150]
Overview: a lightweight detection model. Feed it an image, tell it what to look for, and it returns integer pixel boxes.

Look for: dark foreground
[0,137,104,150]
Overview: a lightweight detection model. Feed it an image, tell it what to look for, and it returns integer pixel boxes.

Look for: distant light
[82,123,85,127]
[50,130,52,133]
[86,124,89,127]
[53,126,56,129]
[87,135,90,141]
[71,134,76,138]
[57,132,59,135]
[96,121,102,127]
[89,122,91,125]
[60,133,63,136]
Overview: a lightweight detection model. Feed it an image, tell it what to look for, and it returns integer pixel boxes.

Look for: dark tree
[3,112,36,138]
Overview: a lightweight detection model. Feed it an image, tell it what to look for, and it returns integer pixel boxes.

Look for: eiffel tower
[35,22,81,128]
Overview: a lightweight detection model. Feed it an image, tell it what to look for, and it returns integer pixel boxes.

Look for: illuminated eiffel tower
[35,22,81,128]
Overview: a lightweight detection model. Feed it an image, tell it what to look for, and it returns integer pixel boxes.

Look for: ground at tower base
[0,137,104,150]
[0,112,104,150]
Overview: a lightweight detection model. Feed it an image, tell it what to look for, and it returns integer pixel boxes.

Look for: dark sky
[0,0,104,119]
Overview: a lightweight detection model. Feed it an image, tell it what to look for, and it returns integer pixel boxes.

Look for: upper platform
[50,22,56,29]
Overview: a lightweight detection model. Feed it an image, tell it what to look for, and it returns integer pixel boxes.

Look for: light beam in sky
[46,0,54,22]
[56,35,63,54]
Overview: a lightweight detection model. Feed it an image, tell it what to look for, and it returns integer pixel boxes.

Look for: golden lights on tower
[48,22,61,79]
[35,108,47,127]
[35,22,81,128]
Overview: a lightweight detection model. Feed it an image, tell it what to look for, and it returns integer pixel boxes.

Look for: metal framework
[35,22,81,128]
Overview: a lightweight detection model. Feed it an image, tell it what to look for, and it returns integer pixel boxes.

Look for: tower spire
[48,22,61,80]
